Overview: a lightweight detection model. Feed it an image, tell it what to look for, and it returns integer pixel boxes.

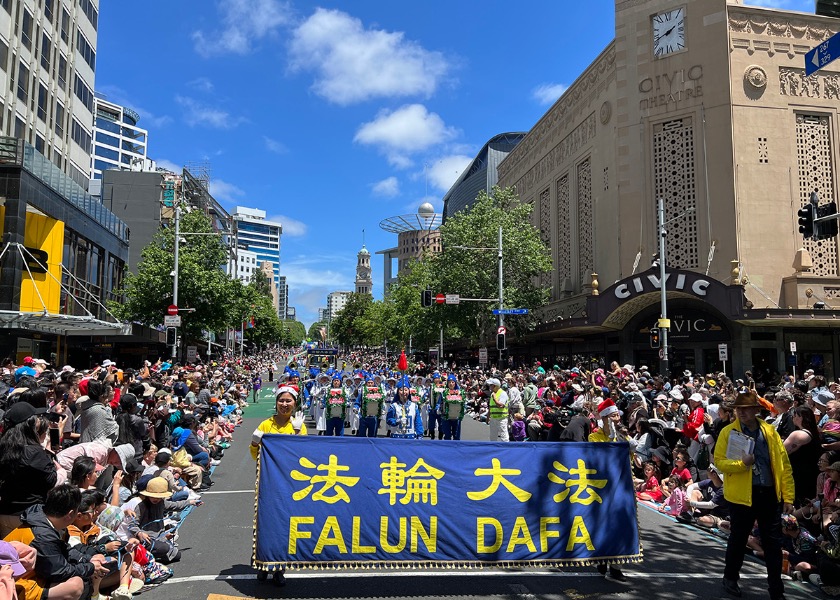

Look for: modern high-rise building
[317,307,329,323]
[89,94,149,183]
[326,291,352,322]
[442,132,526,220]
[231,206,282,314]
[0,0,100,190]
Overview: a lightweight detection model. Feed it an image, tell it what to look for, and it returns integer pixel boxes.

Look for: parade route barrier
[252,437,642,570]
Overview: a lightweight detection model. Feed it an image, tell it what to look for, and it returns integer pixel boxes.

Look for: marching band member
[440,374,465,440]
[386,376,424,439]
[311,372,331,436]
[348,373,364,435]
[355,375,385,437]
[322,373,350,436]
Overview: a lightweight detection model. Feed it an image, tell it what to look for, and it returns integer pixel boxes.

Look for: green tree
[307,321,328,341]
[433,186,552,344]
[111,211,238,341]
[249,267,272,298]
[282,320,306,345]
[331,293,373,346]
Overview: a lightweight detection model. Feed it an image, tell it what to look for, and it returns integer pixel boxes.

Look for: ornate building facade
[498,0,840,378]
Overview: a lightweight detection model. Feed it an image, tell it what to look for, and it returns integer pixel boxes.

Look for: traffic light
[649,327,660,349]
[798,204,815,239]
[421,289,432,307]
[166,327,177,346]
[496,333,506,350]
[816,201,839,240]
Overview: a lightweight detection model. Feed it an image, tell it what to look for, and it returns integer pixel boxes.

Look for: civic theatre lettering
[637,309,727,343]
[639,65,703,110]
[614,272,709,300]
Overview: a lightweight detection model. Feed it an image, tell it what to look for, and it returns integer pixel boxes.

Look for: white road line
[164,571,771,585]
[197,490,254,494]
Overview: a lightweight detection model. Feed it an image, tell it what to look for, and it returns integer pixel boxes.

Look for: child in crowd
[635,462,664,502]
[780,514,819,579]
[510,413,526,442]
[659,475,687,516]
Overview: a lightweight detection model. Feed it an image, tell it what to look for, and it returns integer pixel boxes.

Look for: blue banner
[253,437,641,570]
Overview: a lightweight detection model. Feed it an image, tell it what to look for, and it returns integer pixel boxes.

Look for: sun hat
[669,388,684,401]
[101,359,115,368]
[730,389,762,408]
[0,541,25,577]
[140,477,173,499]
[826,461,840,473]
[3,402,47,426]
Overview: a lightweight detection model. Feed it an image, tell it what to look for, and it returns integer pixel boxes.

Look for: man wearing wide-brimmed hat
[714,388,793,600]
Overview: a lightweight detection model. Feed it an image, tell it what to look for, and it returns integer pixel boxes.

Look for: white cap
[486,378,501,387]
[33,358,47,365]
[688,393,704,404]
[61,365,75,374]
[669,389,684,401]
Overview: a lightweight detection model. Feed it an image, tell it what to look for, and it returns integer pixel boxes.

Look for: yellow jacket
[713,418,794,507]
[250,417,307,461]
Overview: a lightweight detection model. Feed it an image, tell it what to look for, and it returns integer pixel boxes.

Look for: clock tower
[355,244,372,295]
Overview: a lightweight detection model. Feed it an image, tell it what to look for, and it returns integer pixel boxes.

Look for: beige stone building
[497,0,840,378]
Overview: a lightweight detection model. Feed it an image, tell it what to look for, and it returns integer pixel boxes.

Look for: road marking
[198,490,254,495]
[165,571,772,585]
[207,595,249,600]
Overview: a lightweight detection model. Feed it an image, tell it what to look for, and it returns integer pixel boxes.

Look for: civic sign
[806,32,840,76]
[167,304,179,316]
[435,293,446,305]
[493,308,529,315]
[164,315,181,327]
[445,294,460,305]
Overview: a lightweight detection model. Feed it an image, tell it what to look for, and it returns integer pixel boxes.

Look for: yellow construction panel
[19,212,64,314]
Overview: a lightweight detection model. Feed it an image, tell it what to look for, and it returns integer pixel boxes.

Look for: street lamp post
[657,197,669,376]
[171,202,180,360]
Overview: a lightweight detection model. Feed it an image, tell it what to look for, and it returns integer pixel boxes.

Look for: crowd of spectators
[0,350,280,600]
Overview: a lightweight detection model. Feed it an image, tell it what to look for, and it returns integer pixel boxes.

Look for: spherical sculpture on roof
[418,202,435,217]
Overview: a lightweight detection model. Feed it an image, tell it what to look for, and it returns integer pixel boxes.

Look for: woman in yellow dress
[251,385,306,586]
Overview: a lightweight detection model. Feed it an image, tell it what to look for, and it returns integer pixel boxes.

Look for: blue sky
[96,0,813,328]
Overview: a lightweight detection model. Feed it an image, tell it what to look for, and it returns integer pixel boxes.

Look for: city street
[138,387,819,600]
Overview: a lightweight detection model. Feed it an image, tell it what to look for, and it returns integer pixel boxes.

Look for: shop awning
[0,311,131,336]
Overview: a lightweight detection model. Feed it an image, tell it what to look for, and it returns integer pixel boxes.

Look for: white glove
[291,411,305,431]
[251,429,264,446]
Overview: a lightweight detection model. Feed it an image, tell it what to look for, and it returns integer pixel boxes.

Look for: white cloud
[371,176,400,198]
[175,96,244,129]
[288,8,450,105]
[532,83,568,106]
[209,179,246,203]
[187,77,215,93]
[193,0,293,57]
[155,158,182,173]
[427,155,472,192]
[263,136,288,154]
[354,104,457,167]
[267,214,307,236]
[282,254,355,325]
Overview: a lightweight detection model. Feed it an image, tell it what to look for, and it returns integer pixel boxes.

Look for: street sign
[497,325,507,335]
[718,343,728,361]
[164,315,181,327]
[805,31,840,76]
[167,304,178,316]
[186,346,197,363]
[790,341,797,353]
[492,308,529,315]
[435,293,446,305]
[445,294,460,305]
[479,347,488,365]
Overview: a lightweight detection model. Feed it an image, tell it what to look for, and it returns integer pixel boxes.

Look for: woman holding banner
[250,385,306,585]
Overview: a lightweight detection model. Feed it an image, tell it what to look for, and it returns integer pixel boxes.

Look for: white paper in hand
[726,430,755,460]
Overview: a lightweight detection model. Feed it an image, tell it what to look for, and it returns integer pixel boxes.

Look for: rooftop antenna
[362,228,365,246]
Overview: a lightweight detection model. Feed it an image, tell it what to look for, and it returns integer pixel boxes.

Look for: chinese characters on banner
[254,437,641,570]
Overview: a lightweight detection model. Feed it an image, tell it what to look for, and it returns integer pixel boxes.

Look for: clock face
[652,7,685,57]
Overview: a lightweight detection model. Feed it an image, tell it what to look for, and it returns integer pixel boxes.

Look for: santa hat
[598,398,619,418]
